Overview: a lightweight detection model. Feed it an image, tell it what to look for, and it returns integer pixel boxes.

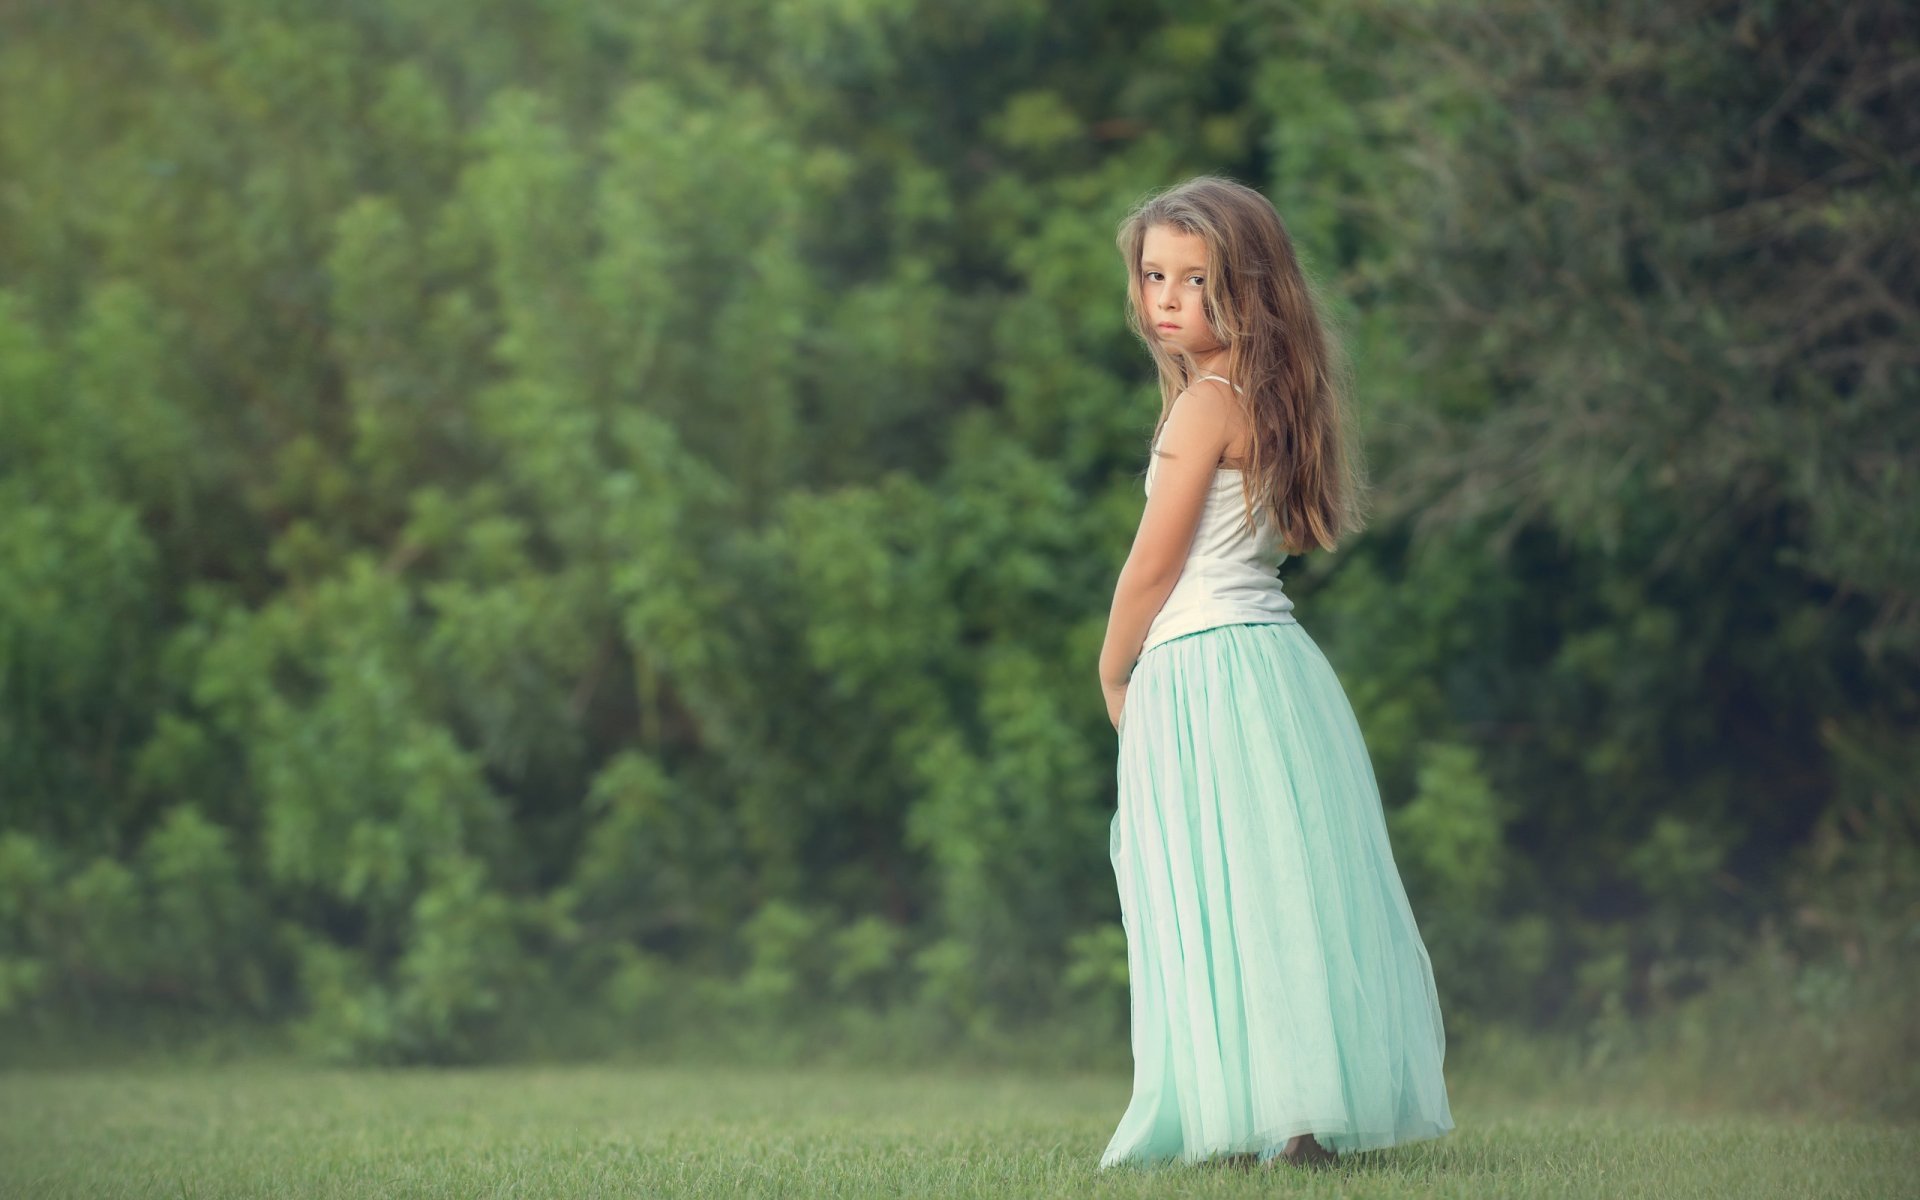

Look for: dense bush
[0,0,1911,1074]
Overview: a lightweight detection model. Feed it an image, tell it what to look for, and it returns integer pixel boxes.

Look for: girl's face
[1139,224,1224,360]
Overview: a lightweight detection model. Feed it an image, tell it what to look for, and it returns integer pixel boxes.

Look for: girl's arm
[1098,381,1237,690]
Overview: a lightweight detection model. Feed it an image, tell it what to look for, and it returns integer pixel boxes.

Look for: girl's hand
[1103,679,1129,733]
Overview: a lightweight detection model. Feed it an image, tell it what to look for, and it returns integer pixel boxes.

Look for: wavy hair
[1116,175,1370,554]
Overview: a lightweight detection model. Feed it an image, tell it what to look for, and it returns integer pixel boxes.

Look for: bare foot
[1271,1133,1340,1169]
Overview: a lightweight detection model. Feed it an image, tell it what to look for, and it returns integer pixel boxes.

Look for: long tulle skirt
[1100,620,1456,1168]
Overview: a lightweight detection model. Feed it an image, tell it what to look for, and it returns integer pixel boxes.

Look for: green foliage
[138,805,270,1010]
[0,0,1912,1067]
[828,914,907,1008]
[0,814,271,1020]
[1563,766,1920,1119]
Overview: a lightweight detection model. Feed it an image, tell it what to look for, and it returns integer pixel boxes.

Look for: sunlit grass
[1,1061,1913,1198]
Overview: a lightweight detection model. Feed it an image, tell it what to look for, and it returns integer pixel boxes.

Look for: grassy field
[1,1060,1913,1198]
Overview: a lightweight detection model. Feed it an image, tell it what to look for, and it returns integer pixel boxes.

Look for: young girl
[1096,177,1456,1171]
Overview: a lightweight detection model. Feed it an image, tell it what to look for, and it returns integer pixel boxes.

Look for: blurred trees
[1267,0,1919,1028]
[0,0,1912,1066]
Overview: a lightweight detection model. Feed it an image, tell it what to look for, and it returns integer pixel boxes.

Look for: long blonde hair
[1116,175,1370,554]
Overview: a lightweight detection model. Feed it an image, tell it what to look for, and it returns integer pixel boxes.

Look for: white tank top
[1140,374,1297,653]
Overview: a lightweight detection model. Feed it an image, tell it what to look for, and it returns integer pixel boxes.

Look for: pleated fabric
[1100,620,1455,1169]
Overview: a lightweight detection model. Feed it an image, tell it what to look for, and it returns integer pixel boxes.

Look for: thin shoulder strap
[1152,373,1247,450]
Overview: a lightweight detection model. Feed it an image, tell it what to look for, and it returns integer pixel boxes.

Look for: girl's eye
[1187,275,1205,286]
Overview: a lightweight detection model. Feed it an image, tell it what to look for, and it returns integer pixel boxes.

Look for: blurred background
[0,0,1912,1118]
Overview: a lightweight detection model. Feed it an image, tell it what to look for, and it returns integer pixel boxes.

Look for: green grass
[0,1061,1912,1198]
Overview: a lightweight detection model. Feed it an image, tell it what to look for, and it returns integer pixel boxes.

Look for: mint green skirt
[1101,621,1455,1168]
